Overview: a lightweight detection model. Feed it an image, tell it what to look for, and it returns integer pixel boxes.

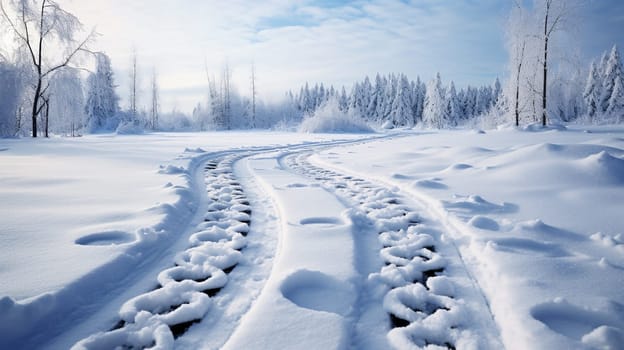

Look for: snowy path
[63,135,505,349]
[64,137,384,349]
[223,152,358,349]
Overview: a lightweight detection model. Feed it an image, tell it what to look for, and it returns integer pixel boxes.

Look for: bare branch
[42,27,95,78]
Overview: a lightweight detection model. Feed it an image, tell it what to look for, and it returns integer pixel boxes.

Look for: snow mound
[582,325,624,349]
[577,151,624,184]
[443,195,517,215]
[158,164,187,175]
[381,120,395,129]
[523,123,567,132]
[299,99,374,134]
[468,215,500,231]
[414,179,448,189]
[115,121,145,135]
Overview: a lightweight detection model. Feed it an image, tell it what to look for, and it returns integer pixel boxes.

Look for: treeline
[288,44,624,130]
[1,0,623,138]
[287,73,501,129]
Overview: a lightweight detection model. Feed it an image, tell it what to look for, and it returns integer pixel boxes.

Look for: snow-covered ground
[1,126,623,349]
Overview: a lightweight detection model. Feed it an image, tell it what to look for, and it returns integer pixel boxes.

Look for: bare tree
[0,0,94,137]
[150,68,159,130]
[250,62,257,128]
[537,0,569,126]
[507,1,528,127]
[129,49,138,117]
[221,62,231,129]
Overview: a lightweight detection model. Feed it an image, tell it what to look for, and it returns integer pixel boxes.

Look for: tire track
[283,151,497,349]
[73,154,253,349]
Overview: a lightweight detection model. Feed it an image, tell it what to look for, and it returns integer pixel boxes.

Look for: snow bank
[299,99,374,134]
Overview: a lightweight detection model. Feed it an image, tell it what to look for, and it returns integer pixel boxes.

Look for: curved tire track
[73,154,253,349]
[283,151,500,349]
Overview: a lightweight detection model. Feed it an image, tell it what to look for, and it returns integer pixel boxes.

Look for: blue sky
[58,0,624,113]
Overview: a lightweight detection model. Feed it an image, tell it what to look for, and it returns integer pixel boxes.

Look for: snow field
[311,127,624,349]
[3,128,623,349]
[284,151,502,349]
[0,132,373,348]
[74,154,253,348]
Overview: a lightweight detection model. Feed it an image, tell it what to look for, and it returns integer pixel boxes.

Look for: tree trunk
[44,99,49,138]
[542,3,549,127]
[515,83,520,127]
[32,79,41,137]
[515,41,525,127]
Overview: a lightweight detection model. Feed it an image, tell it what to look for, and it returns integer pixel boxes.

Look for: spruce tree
[601,45,623,114]
[583,61,601,119]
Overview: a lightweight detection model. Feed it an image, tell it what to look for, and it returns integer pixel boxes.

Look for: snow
[222,151,357,349]
[299,98,375,134]
[1,125,623,349]
[0,131,363,348]
[312,125,624,349]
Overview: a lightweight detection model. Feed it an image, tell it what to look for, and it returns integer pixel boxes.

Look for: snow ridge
[73,156,252,349]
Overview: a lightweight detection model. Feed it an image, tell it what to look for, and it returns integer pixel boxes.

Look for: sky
[45,0,624,113]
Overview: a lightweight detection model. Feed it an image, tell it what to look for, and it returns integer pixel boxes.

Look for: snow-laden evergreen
[423,73,447,129]
[289,73,500,130]
[603,46,624,119]
[583,61,602,120]
[581,45,624,123]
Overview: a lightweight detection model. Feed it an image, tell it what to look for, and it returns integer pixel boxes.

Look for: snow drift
[299,99,374,134]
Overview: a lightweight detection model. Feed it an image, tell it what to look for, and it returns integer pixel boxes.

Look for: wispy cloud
[61,0,620,113]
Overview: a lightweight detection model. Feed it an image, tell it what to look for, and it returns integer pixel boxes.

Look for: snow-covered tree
[411,77,425,124]
[250,63,257,128]
[493,78,502,106]
[150,68,159,130]
[0,60,22,137]
[422,73,447,128]
[367,74,384,122]
[0,0,95,137]
[583,61,601,120]
[129,50,139,118]
[504,1,531,126]
[338,86,349,113]
[535,0,577,126]
[85,52,119,132]
[48,68,85,136]
[602,45,624,118]
[388,74,413,127]
[607,74,624,121]
[445,81,460,126]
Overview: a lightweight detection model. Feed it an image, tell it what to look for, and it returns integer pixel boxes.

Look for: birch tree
[536,0,573,126]
[0,0,94,137]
